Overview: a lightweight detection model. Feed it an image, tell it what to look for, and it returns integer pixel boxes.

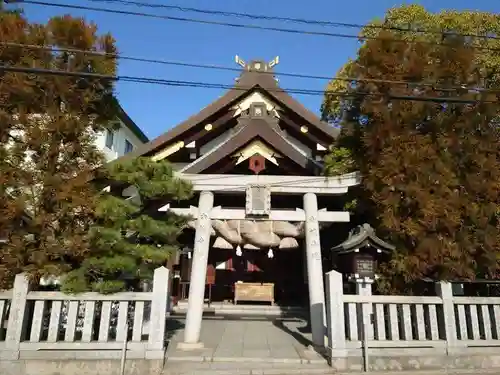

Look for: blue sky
[22,0,500,140]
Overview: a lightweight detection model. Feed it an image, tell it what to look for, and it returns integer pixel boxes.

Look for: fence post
[4,273,30,360]
[355,280,374,341]
[435,281,457,353]
[146,266,169,359]
[325,270,346,360]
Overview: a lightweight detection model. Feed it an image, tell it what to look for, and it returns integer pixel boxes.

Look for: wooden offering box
[234,282,274,305]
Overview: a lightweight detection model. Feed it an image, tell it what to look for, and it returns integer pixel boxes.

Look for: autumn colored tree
[322,6,500,292]
[60,158,192,294]
[0,9,119,288]
[322,5,500,119]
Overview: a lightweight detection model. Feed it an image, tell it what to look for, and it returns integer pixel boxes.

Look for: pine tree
[61,158,192,294]
[322,8,500,292]
[0,10,119,288]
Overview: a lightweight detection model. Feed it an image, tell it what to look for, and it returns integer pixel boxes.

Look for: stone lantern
[331,223,395,293]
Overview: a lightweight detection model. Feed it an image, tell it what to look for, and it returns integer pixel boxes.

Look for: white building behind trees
[96,104,149,161]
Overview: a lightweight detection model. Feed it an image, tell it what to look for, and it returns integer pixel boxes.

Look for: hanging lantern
[267,248,274,259]
[236,245,243,257]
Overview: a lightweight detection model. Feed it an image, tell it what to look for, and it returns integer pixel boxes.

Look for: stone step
[163,364,500,375]
[172,302,308,317]
[167,355,326,366]
[162,361,333,375]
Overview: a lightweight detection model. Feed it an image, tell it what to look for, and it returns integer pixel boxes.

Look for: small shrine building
[120,57,360,350]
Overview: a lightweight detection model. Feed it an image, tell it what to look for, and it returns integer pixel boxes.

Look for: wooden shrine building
[120,56,359,349]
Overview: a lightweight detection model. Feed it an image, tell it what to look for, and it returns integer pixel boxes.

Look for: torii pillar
[303,192,326,348]
[179,191,214,348]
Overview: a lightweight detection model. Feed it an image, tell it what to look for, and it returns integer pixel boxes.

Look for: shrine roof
[331,223,395,254]
[180,115,322,174]
[119,57,339,162]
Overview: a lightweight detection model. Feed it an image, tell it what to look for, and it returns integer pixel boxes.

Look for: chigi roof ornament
[235,55,246,68]
[234,55,280,71]
[234,55,280,83]
[268,56,279,68]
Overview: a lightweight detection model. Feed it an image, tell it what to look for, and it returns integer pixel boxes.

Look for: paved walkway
[165,316,327,366]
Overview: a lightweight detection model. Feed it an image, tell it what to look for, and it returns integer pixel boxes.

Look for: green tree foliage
[322,5,500,292]
[322,147,355,177]
[61,158,193,294]
[0,9,118,288]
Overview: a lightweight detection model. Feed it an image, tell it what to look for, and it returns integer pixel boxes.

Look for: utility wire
[0,41,351,82]
[1,65,497,105]
[14,0,500,53]
[87,0,500,42]
[0,40,491,93]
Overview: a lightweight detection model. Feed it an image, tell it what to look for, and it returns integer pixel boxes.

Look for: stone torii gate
[161,173,360,350]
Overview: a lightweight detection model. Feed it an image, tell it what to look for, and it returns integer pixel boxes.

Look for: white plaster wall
[96,118,147,162]
[7,115,146,165]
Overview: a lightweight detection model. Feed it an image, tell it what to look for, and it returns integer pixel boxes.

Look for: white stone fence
[3,264,500,368]
[0,267,169,361]
[325,270,500,359]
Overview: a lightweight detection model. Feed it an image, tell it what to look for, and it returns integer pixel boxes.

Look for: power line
[87,0,500,42]
[1,65,497,105]
[15,0,500,53]
[0,40,490,93]
[0,41,346,82]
